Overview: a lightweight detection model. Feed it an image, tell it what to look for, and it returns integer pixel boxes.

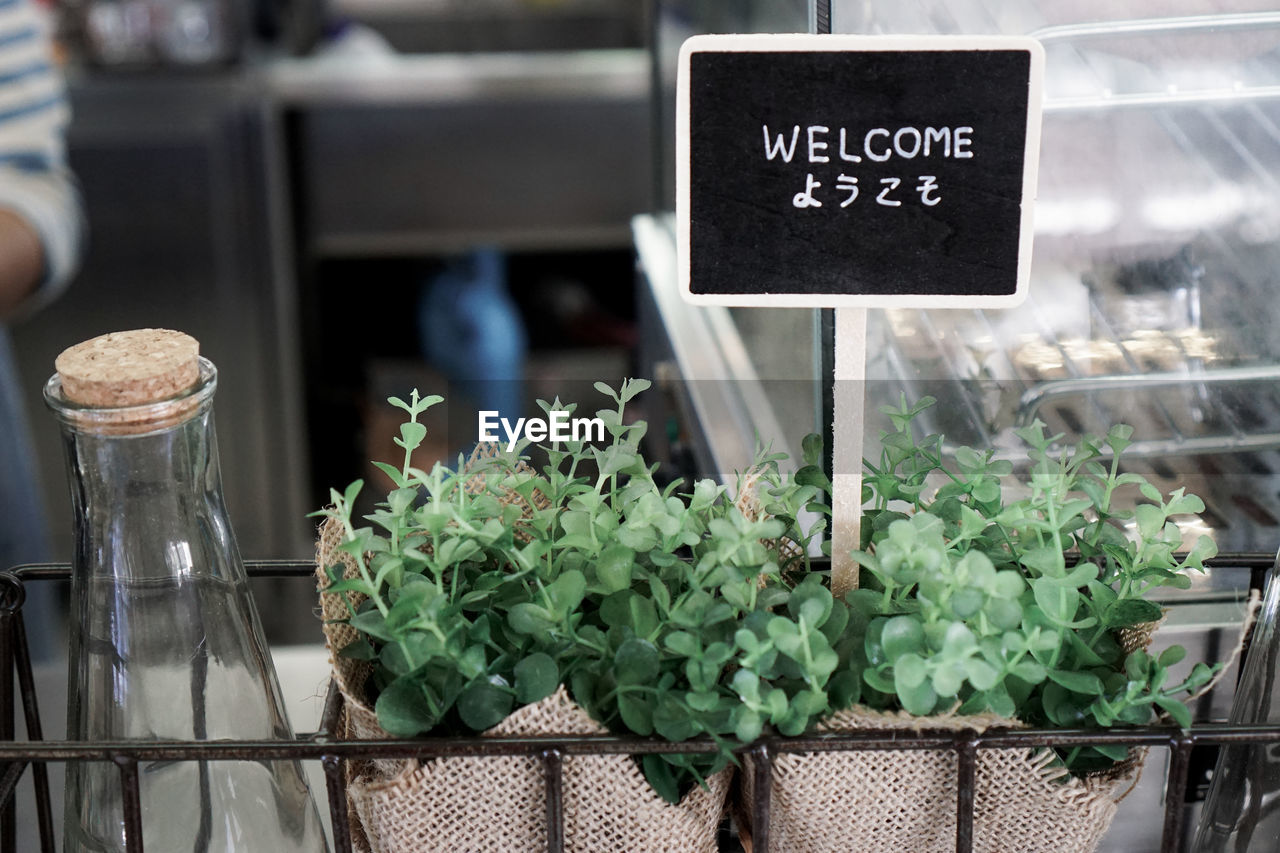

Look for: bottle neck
[46,362,236,583]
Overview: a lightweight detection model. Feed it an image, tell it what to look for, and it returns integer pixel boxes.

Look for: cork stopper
[55,329,200,408]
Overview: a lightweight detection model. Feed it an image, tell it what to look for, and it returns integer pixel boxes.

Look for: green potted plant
[737,395,1223,853]
[315,380,830,852]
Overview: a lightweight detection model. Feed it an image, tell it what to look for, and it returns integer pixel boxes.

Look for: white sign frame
[676,33,1045,310]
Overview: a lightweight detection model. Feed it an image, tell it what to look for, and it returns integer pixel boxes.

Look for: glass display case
[840,3,1280,557]
[638,0,1280,549]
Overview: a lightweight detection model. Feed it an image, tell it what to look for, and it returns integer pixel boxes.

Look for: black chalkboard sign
[677,34,1044,308]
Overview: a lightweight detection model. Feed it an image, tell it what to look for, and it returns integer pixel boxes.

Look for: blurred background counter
[9,2,655,638]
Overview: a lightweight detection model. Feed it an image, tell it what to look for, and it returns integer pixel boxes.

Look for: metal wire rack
[0,556,1277,853]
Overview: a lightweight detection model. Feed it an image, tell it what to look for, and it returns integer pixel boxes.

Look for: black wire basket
[1,556,1277,853]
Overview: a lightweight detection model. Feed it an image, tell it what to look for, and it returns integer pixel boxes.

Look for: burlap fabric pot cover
[737,707,1141,853]
[316,517,730,853]
[737,621,1157,853]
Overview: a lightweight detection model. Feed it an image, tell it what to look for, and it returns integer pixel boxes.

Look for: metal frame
[1,557,1277,853]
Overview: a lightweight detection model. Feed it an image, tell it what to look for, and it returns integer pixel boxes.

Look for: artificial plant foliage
[316,381,835,802]
[846,395,1220,770]
[318,383,1222,804]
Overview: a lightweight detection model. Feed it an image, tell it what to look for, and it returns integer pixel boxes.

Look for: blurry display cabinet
[844,1,1280,557]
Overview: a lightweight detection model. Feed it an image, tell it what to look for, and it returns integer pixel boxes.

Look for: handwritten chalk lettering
[787,173,944,210]
[764,125,975,164]
[839,129,862,163]
[837,174,859,207]
[876,177,903,206]
[925,127,950,157]
[808,126,830,163]
[917,175,941,206]
[863,129,892,162]
[793,173,823,208]
[763,125,801,162]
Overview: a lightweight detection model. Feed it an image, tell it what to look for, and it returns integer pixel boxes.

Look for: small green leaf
[964,658,1000,691]
[665,631,701,658]
[943,621,978,655]
[983,685,1016,718]
[375,677,436,736]
[1155,696,1192,729]
[595,545,635,593]
[790,689,828,720]
[323,577,376,598]
[897,676,938,715]
[970,478,1001,505]
[338,638,376,661]
[593,381,622,403]
[507,603,555,635]
[801,432,824,465]
[641,755,681,804]
[829,670,862,709]
[951,588,985,619]
[615,638,661,685]
[795,464,832,492]
[395,421,428,452]
[735,708,765,743]
[1092,744,1133,762]
[545,570,587,613]
[1105,424,1134,454]
[881,615,925,659]
[618,377,652,402]
[1047,669,1104,696]
[1034,582,1081,627]
[864,667,895,695]
[1021,547,1066,577]
[1134,504,1166,539]
[1165,490,1205,516]
[930,662,965,697]
[1011,659,1047,684]
[617,693,654,736]
[514,653,559,704]
[348,609,395,643]
[457,677,515,731]
[1105,598,1164,628]
[895,653,928,689]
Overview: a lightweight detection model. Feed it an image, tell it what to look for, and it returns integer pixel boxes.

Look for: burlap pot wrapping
[316,516,731,852]
[737,707,1142,853]
[737,619,1159,853]
[345,684,731,853]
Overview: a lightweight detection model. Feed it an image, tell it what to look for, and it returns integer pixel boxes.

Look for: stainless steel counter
[270,49,652,256]
[264,48,649,107]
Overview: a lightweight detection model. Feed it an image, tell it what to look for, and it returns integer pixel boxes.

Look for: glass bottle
[1192,550,1280,853]
[45,331,328,853]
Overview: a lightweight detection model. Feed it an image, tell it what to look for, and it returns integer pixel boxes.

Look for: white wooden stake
[831,306,866,599]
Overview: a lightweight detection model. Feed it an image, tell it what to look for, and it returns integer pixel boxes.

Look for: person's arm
[0,207,45,319]
[0,0,84,322]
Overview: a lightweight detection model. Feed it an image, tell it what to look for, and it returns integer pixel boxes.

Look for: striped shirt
[0,0,82,590]
[0,0,82,306]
